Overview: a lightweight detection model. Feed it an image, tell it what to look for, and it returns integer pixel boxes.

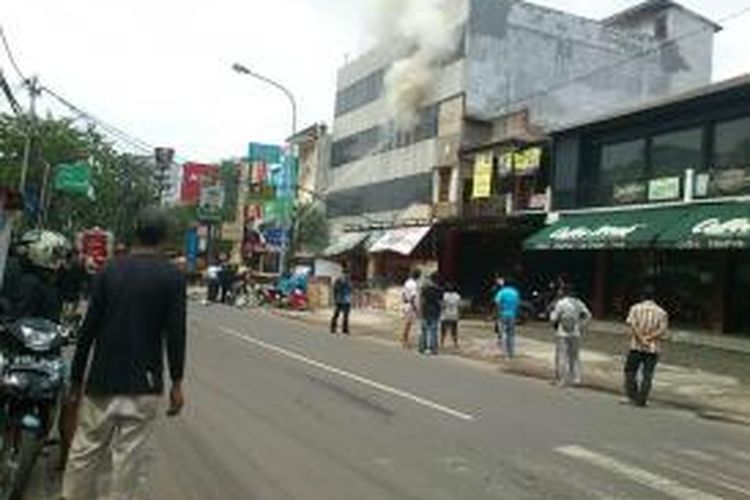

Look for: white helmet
[19,230,71,271]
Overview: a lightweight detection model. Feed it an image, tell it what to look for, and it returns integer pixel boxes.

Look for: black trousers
[331,303,351,334]
[624,350,659,406]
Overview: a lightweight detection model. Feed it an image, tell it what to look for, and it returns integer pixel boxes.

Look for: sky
[1,0,749,163]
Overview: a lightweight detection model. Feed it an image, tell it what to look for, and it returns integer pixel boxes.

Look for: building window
[335,69,385,117]
[651,127,703,177]
[714,117,750,169]
[654,15,669,39]
[599,139,647,206]
[438,168,452,203]
[330,104,441,168]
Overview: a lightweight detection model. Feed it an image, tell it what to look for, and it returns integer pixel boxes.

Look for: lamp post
[232,63,298,275]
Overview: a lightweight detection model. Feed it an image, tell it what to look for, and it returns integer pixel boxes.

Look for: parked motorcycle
[0,318,69,500]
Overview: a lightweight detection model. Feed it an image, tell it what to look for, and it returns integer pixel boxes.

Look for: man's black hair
[411,269,422,280]
[135,207,170,247]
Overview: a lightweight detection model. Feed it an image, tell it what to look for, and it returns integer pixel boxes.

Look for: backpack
[558,299,581,334]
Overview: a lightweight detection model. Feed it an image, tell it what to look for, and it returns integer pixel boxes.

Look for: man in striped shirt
[624,288,669,407]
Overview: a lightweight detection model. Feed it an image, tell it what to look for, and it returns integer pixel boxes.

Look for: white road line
[555,445,722,500]
[219,327,476,422]
[654,453,750,498]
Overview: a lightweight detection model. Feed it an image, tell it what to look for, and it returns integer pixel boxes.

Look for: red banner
[181,163,219,204]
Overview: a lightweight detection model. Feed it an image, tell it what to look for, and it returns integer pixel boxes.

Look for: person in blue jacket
[494,276,521,359]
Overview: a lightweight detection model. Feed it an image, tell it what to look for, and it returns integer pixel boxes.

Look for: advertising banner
[472,151,493,199]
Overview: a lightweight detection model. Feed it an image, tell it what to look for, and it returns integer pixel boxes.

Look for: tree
[293,202,329,255]
[0,112,159,242]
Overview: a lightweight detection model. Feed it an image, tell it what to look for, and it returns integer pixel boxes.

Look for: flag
[181,163,219,204]
[55,161,93,197]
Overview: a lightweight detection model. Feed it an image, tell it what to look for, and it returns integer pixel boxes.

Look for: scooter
[0,318,69,500]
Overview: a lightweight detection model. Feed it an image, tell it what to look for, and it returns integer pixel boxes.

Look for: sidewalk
[273,306,750,426]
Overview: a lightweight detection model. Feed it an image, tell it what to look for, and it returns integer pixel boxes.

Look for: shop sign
[692,218,750,238]
[709,168,750,196]
[197,185,225,223]
[613,182,647,205]
[513,147,542,174]
[648,177,681,202]
[550,224,645,242]
[472,151,493,199]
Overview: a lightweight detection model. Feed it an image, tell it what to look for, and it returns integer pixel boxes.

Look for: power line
[0,68,22,115]
[0,25,27,83]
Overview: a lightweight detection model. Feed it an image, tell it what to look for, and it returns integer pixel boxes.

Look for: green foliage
[294,202,329,255]
[0,112,160,242]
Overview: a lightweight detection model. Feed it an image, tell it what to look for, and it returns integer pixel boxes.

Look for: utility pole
[19,75,41,194]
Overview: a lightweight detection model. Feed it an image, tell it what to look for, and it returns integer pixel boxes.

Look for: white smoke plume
[378,0,464,130]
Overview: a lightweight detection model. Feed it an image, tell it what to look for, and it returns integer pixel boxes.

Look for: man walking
[401,269,421,349]
[549,285,592,386]
[330,267,353,335]
[624,287,669,407]
[419,272,443,355]
[63,208,187,500]
[494,276,520,359]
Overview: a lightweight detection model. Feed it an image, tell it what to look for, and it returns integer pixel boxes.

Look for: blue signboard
[185,228,199,272]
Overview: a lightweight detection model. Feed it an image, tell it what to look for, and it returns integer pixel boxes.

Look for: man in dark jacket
[63,208,187,500]
[419,272,443,355]
[330,266,353,334]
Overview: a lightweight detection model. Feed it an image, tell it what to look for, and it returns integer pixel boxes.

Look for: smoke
[378,0,463,130]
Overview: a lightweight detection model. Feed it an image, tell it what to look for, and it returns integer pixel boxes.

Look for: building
[326,0,720,306]
[523,75,750,335]
[288,123,331,206]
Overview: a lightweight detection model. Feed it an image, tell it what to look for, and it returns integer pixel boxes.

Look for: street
[72,304,750,500]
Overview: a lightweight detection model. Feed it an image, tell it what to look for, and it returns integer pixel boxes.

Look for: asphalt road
[31,305,750,499]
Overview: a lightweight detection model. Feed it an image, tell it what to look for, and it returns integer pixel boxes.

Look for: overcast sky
[1,0,749,162]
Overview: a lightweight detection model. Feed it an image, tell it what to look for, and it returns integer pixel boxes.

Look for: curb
[271,309,750,427]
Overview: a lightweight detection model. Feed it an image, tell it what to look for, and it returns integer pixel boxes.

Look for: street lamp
[232,63,299,275]
[231,63,297,136]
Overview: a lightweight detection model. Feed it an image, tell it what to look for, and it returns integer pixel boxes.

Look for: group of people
[333,266,669,409]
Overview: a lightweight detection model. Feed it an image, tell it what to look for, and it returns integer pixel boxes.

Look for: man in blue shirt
[494,276,521,359]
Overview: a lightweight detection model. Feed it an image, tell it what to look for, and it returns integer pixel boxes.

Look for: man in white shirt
[441,283,461,348]
[549,286,592,386]
[401,269,421,349]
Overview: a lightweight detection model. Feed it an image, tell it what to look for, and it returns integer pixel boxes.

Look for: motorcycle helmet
[18,230,71,271]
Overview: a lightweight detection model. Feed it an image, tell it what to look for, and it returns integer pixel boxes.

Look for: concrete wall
[464,0,713,130]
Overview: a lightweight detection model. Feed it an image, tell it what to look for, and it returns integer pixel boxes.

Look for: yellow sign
[472,151,493,199]
[513,147,542,174]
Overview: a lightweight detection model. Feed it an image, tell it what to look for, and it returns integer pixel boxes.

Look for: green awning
[524,207,690,251]
[657,202,750,250]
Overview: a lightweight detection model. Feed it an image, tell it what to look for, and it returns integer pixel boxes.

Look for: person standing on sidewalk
[494,276,521,359]
[401,269,421,349]
[624,288,669,407]
[63,208,187,500]
[441,282,461,349]
[330,267,353,335]
[549,285,592,386]
[419,272,443,355]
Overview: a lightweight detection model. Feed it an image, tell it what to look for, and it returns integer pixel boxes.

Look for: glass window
[714,117,750,169]
[600,139,646,184]
[651,127,703,177]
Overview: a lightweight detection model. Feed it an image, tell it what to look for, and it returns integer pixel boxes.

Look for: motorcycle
[0,318,69,500]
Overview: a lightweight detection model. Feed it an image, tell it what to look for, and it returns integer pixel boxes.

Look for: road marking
[555,445,722,500]
[220,327,476,422]
[654,453,750,498]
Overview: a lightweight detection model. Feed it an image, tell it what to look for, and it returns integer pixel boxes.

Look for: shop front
[524,202,750,335]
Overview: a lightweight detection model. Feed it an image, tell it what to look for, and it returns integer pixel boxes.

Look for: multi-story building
[326,0,720,305]
[524,75,750,335]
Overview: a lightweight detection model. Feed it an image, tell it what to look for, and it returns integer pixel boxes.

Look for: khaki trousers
[62,395,160,500]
